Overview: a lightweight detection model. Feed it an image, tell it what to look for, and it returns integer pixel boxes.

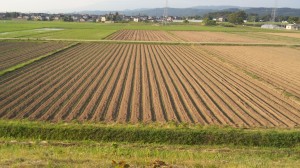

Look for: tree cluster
[228,11,247,24]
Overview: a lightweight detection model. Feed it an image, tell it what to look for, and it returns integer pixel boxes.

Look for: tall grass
[0,120,299,147]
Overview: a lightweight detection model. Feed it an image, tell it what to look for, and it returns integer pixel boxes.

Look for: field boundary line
[0,43,79,76]
[1,38,300,47]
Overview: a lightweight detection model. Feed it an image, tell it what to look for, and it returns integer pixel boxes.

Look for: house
[101,17,106,22]
[218,18,224,22]
[53,16,60,21]
[133,18,139,22]
[286,24,299,30]
[167,17,173,22]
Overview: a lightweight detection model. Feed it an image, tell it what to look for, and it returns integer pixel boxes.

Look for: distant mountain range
[78,6,300,17]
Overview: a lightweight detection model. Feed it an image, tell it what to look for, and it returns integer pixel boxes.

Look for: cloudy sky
[1,0,299,13]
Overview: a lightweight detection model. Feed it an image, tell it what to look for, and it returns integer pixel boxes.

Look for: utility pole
[272,0,278,22]
[163,0,168,25]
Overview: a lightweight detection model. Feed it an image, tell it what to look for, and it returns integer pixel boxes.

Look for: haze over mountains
[79,6,300,17]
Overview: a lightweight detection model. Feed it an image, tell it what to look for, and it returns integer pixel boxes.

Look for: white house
[133,18,139,22]
[101,17,106,22]
[218,18,224,22]
[286,24,299,30]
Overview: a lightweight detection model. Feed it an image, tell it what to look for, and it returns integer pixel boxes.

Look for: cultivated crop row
[170,31,273,43]
[200,46,300,99]
[0,43,299,127]
[0,42,69,71]
[106,30,181,41]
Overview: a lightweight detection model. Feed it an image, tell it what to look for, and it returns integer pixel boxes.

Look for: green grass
[0,43,78,76]
[1,21,298,41]
[0,137,300,167]
[1,120,300,148]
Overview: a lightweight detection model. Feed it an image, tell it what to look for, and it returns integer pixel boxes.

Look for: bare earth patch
[171,31,271,43]
[266,33,300,39]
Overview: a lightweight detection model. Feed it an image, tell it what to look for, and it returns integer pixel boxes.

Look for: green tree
[183,19,189,24]
[228,11,247,24]
[203,17,216,26]
[63,16,73,22]
[288,16,299,24]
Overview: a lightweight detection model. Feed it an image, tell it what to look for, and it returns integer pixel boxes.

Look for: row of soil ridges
[106,30,181,41]
[265,33,300,39]
[106,30,300,44]
[0,41,70,71]
[170,31,274,43]
[0,43,300,128]
[199,46,300,100]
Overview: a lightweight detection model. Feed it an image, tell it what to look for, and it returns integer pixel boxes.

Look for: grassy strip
[0,42,79,76]
[1,137,300,167]
[0,120,300,148]
[1,38,300,47]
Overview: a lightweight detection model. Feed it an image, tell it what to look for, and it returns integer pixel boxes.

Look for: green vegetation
[1,20,298,41]
[0,120,300,148]
[0,43,78,76]
[228,11,247,25]
[1,137,300,167]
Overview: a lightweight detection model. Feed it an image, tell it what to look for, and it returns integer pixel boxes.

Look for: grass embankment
[0,120,300,148]
[1,138,300,167]
[0,42,79,76]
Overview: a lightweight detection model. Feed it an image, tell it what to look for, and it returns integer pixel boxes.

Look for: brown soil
[106,30,180,41]
[171,31,270,43]
[1,43,300,128]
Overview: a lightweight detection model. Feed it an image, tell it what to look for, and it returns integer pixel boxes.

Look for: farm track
[0,42,69,71]
[200,46,300,99]
[1,43,300,127]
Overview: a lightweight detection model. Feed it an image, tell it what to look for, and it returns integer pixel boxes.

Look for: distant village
[0,12,299,30]
[0,12,201,23]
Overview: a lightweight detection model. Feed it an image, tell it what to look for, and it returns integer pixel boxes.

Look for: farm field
[1,43,300,127]
[0,41,69,71]
[106,30,181,41]
[170,31,273,43]
[200,46,300,100]
[266,33,300,39]
[230,32,300,44]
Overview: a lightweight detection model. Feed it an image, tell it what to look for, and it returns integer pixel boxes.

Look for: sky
[1,0,300,13]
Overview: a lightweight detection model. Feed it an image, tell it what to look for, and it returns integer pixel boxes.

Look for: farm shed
[261,24,284,30]
[286,24,299,30]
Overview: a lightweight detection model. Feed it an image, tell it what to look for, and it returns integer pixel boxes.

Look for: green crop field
[1,20,298,41]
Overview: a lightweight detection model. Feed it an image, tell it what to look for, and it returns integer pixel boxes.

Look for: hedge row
[0,121,299,147]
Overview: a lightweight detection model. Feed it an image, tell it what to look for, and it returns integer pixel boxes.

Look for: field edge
[0,120,300,148]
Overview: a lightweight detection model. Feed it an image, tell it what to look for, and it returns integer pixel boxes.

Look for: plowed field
[107,30,180,41]
[266,33,300,39]
[200,46,300,99]
[0,42,69,71]
[1,43,300,128]
[171,31,272,43]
